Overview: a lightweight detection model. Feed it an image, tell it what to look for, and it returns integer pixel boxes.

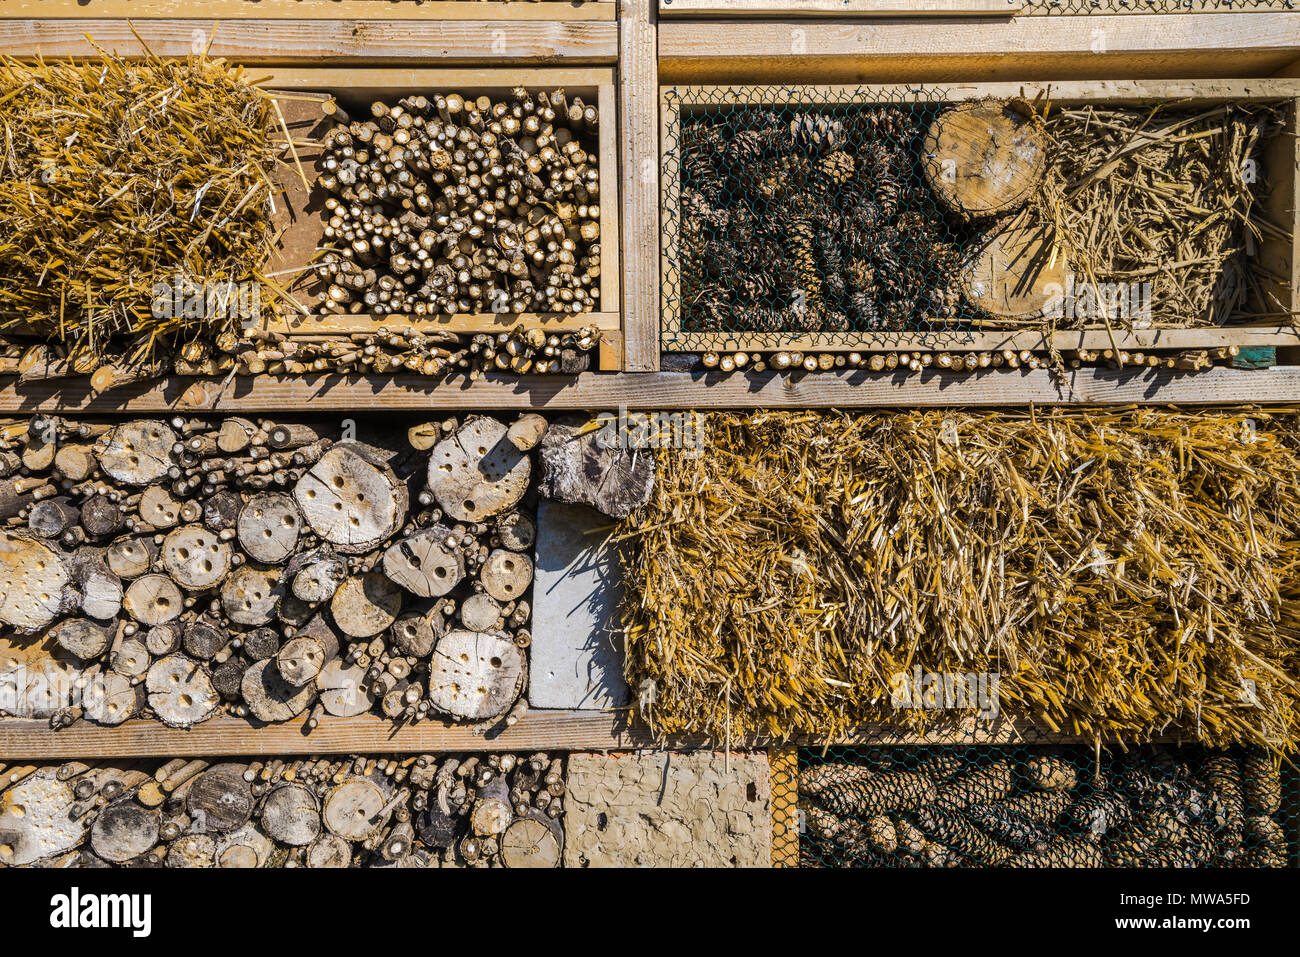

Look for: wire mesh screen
[662,86,989,352]
[795,745,1297,868]
[660,86,1291,354]
[1022,0,1293,14]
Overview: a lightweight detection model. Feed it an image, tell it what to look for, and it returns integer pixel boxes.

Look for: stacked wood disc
[0,413,544,730]
[11,324,601,390]
[923,99,1060,322]
[0,753,564,868]
[688,346,1242,375]
[800,747,1291,869]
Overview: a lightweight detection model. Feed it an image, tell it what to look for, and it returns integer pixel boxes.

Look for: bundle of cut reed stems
[618,409,1300,751]
[1036,101,1288,328]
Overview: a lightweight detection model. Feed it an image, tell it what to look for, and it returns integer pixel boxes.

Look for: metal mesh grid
[794,745,1297,868]
[1022,0,1294,13]
[660,85,1288,354]
[662,85,992,352]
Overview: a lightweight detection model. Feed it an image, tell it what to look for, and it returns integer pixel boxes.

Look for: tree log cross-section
[0,532,69,633]
[294,443,407,554]
[427,629,526,722]
[427,418,531,524]
[94,421,177,486]
[382,525,464,598]
[923,100,1047,220]
[238,492,303,565]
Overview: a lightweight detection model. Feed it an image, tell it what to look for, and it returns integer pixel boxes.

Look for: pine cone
[818,150,855,186]
[789,112,842,153]
[787,217,823,312]
[846,259,876,291]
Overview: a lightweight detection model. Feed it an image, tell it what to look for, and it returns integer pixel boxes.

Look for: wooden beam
[658,14,1300,84]
[0,1,617,21]
[0,18,619,62]
[4,366,1300,412]
[618,0,661,371]
[0,712,1110,759]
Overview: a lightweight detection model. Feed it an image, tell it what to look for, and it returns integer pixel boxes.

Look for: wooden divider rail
[266,68,625,366]
[0,0,617,20]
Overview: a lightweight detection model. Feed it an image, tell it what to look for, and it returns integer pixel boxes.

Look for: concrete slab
[529,499,631,710]
[563,752,772,867]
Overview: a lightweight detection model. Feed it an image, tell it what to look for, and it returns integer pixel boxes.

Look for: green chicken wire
[794,745,1296,868]
[1023,0,1294,14]
[662,85,989,353]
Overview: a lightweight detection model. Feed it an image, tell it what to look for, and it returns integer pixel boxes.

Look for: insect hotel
[0,0,1297,877]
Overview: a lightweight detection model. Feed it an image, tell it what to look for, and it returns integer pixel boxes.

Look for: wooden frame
[252,68,623,363]
[661,79,1300,356]
[2,366,1299,413]
[0,712,1118,759]
[0,1,616,21]
[0,18,619,62]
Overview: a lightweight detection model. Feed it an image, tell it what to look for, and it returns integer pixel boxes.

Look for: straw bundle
[0,51,279,365]
[1037,101,1288,328]
[618,409,1300,750]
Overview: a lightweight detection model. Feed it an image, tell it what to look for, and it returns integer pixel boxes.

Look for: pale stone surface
[529,500,630,709]
[563,752,771,867]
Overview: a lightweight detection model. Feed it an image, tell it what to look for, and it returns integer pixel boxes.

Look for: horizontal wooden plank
[665,326,1300,353]
[259,64,615,90]
[0,1,616,22]
[0,713,1108,758]
[658,14,1300,83]
[3,366,1300,412]
[0,18,619,62]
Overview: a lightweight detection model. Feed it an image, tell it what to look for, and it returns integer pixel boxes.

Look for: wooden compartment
[660,79,1300,358]
[262,68,623,363]
[0,752,571,868]
[0,411,543,743]
[796,745,1298,869]
[0,0,616,21]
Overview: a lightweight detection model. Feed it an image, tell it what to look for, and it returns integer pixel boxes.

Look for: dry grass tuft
[0,50,280,365]
[618,409,1300,751]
